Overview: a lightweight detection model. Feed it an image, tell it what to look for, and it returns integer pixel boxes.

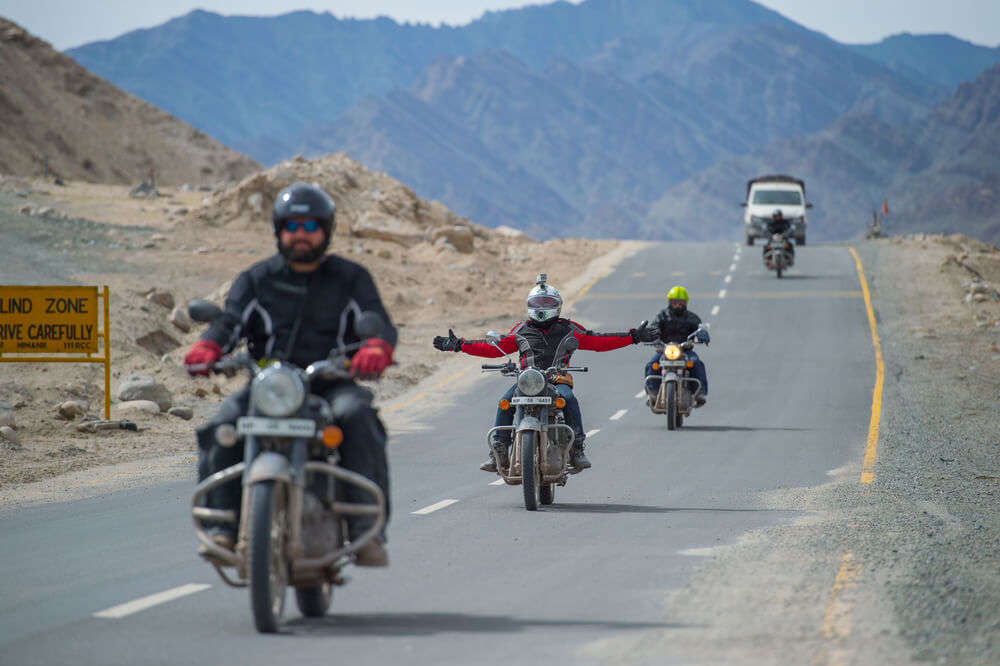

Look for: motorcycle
[762,229,795,278]
[645,325,708,430]
[482,331,587,511]
[185,299,387,633]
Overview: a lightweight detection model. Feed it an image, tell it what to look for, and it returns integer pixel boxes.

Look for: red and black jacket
[459,318,634,369]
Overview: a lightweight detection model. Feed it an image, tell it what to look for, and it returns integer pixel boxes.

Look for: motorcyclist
[765,209,795,259]
[643,286,710,406]
[433,275,646,472]
[183,182,397,567]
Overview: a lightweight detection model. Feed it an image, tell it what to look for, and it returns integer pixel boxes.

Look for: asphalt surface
[0,241,877,665]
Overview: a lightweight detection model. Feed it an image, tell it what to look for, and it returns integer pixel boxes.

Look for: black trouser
[196,381,390,540]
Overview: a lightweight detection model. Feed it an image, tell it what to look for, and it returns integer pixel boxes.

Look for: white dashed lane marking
[610,410,628,421]
[724,274,732,284]
[586,428,601,437]
[94,584,211,619]
[729,263,737,272]
[634,390,645,399]
[711,305,720,316]
[489,479,505,486]
[718,289,727,299]
[411,499,459,515]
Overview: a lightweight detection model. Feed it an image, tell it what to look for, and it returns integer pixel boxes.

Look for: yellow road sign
[0,286,100,353]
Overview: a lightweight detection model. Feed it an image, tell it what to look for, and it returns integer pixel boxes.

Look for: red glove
[352,339,393,378]
[184,339,222,376]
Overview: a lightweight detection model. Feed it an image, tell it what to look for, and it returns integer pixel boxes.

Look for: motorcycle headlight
[663,345,682,360]
[517,368,546,396]
[251,364,305,417]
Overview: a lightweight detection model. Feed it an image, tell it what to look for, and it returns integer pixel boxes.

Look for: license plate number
[237,417,316,437]
[661,361,686,368]
[510,396,552,405]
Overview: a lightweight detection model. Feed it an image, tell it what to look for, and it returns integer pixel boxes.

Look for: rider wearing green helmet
[644,286,710,405]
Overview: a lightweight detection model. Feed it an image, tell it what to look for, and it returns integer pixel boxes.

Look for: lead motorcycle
[482,331,587,511]
[186,299,387,633]
[645,324,708,430]
[762,229,795,278]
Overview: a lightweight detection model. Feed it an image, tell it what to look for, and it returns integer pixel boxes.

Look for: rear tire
[797,236,806,246]
[249,481,288,633]
[666,382,677,431]
[520,432,538,511]
[746,235,754,246]
[295,584,332,618]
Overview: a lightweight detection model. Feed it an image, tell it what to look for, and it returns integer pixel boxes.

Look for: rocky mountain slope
[65,0,949,238]
[0,19,258,186]
[646,63,1000,243]
[848,32,1000,91]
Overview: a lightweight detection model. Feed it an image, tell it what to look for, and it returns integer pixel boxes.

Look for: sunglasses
[283,219,321,233]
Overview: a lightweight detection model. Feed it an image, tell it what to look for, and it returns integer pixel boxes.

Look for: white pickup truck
[741,175,812,246]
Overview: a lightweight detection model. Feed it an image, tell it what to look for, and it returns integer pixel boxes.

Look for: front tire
[746,235,754,246]
[249,481,288,633]
[295,584,332,618]
[520,431,538,511]
[797,236,806,246]
[666,382,677,431]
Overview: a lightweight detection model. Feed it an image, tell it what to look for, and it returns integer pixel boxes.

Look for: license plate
[510,396,552,405]
[237,417,316,437]
[661,361,686,367]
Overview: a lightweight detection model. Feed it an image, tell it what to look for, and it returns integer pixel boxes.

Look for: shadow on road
[284,612,690,636]
[675,425,812,432]
[546,503,795,515]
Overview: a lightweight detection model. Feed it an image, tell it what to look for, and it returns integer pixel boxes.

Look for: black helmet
[272,182,336,260]
[772,209,784,219]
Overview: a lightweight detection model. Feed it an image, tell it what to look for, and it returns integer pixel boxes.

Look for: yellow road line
[821,551,861,640]
[574,275,602,301]
[848,247,883,484]
[382,369,471,414]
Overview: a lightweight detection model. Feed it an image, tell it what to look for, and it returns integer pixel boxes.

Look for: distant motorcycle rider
[765,209,795,259]
[644,286,710,406]
[183,182,396,567]
[433,274,645,472]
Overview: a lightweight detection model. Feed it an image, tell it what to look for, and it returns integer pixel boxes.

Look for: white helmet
[526,273,562,325]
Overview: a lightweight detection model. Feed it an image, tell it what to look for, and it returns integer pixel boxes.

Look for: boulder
[0,425,21,447]
[56,400,87,420]
[168,406,194,420]
[431,226,475,253]
[146,289,175,309]
[135,329,181,356]
[169,306,192,333]
[117,400,161,415]
[117,375,173,411]
[351,215,425,247]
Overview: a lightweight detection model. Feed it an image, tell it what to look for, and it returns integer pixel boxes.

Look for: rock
[0,400,13,428]
[56,400,88,420]
[431,226,475,253]
[434,237,457,252]
[351,215,425,247]
[168,406,194,420]
[117,400,162,415]
[246,192,264,212]
[117,375,173,411]
[377,249,392,259]
[1,426,22,447]
[135,329,181,356]
[169,306,192,332]
[146,289,175,309]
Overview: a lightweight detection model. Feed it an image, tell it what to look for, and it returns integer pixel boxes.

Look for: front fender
[663,372,679,382]
[516,416,542,433]
[246,451,293,485]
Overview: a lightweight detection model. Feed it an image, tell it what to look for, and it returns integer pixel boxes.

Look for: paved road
[0,242,875,665]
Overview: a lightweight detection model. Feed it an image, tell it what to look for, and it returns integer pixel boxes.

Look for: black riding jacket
[651,308,705,344]
[202,253,397,368]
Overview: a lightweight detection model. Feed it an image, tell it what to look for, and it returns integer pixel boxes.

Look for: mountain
[0,18,258,185]
[63,0,954,236]
[848,33,1000,91]
[646,64,1000,243]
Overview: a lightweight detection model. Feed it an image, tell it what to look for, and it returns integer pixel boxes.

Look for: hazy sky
[2,0,999,51]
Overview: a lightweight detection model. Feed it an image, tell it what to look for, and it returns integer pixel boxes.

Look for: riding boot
[482,437,510,472]
[570,439,591,470]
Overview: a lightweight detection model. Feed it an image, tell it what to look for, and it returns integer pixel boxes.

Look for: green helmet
[666,285,689,302]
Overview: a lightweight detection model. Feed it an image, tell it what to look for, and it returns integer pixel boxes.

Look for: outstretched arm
[569,320,637,352]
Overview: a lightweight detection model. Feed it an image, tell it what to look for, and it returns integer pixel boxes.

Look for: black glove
[628,320,649,344]
[433,329,464,352]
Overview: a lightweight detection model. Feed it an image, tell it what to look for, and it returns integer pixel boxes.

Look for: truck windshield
[753,190,802,205]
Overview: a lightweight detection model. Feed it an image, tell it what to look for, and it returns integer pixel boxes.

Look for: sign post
[0,285,112,418]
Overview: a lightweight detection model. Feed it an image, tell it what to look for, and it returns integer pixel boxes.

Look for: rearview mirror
[485,331,501,344]
[563,336,579,352]
[354,312,385,339]
[187,298,222,323]
[739,202,747,207]
[806,203,813,209]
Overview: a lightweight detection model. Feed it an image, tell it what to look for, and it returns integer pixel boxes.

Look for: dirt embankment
[0,155,642,501]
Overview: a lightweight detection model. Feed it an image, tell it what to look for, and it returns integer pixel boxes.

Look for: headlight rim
[663,345,682,360]
[516,368,546,396]
[251,363,306,417]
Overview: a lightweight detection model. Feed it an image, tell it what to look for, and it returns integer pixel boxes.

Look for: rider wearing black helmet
[184,182,397,566]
